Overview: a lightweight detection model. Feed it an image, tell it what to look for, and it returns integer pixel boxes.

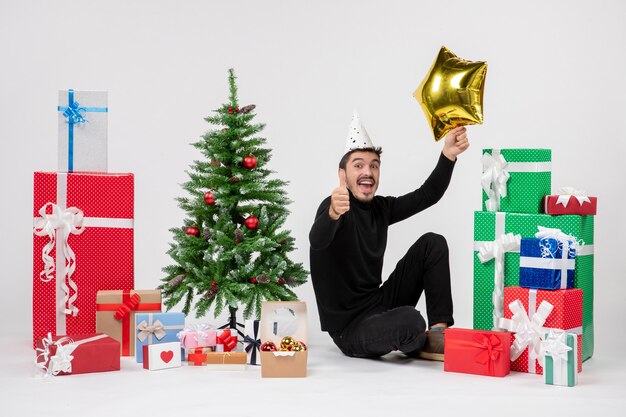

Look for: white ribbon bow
[536,226,582,258]
[137,320,167,342]
[556,187,591,208]
[481,152,510,212]
[177,323,215,346]
[542,330,572,367]
[477,232,521,329]
[33,203,85,316]
[498,299,553,370]
[35,333,107,376]
[35,333,77,376]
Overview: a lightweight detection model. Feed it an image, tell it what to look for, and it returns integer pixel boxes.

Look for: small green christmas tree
[160,68,308,321]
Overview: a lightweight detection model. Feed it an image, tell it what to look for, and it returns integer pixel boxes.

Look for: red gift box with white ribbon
[32,172,134,348]
[543,187,597,215]
[499,286,583,374]
[35,333,120,376]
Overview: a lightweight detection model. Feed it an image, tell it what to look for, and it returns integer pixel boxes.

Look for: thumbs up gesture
[329,170,350,220]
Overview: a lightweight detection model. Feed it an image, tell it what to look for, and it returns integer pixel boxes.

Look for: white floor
[2,332,625,416]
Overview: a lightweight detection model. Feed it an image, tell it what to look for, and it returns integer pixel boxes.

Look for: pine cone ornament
[204,286,219,299]
[234,228,244,243]
[203,228,212,240]
[284,276,297,286]
[169,274,185,288]
[257,274,270,284]
[240,104,256,114]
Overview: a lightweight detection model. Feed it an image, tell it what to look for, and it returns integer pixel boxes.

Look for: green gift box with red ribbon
[96,290,162,356]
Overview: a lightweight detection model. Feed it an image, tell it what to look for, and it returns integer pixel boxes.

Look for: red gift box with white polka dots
[32,172,134,348]
[503,286,583,374]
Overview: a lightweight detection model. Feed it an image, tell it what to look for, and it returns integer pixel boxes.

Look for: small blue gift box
[135,312,185,363]
[519,237,576,290]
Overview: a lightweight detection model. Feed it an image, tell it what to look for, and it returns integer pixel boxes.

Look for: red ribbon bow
[471,333,504,375]
[113,293,141,320]
[217,329,237,352]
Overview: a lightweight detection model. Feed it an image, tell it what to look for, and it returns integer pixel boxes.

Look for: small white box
[143,341,181,370]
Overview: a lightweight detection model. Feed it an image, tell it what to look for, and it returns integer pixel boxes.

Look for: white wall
[1,0,624,353]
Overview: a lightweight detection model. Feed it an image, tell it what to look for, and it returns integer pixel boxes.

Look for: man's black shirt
[309,153,456,332]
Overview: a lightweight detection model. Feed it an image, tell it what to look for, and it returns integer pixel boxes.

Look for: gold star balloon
[414,46,487,141]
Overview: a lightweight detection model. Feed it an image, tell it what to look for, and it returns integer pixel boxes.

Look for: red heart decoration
[160,350,174,363]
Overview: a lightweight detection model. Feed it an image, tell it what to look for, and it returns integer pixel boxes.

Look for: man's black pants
[330,232,454,358]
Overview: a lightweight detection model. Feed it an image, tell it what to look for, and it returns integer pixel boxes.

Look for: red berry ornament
[230,177,239,183]
[228,107,233,114]
[249,277,257,284]
[261,341,277,352]
[204,191,216,205]
[185,226,200,237]
[277,277,285,285]
[242,154,257,169]
[211,280,217,287]
[244,215,259,230]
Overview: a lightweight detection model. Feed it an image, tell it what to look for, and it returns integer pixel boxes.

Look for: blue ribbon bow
[61,99,87,125]
[57,89,108,172]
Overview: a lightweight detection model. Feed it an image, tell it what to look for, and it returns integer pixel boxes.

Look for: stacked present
[33,90,188,375]
[181,327,246,369]
[31,89,302,378]
[463,148,596,386]
[33,89,137,375]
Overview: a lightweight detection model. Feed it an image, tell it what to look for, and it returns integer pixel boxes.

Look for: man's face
[340,151,380,202]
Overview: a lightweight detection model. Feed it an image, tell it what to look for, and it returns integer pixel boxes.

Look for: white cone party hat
[345,110,375,153]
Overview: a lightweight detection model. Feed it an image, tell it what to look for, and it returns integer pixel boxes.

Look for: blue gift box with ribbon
[58,89,108,172]
[519,237,576,290]
[135,312,185,363]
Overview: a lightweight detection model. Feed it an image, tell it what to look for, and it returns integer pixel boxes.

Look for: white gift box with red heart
[142,341,182,370]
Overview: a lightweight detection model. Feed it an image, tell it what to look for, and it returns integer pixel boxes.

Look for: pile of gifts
[32,90,308,378]
[444,149,596,387]
[35,292,307,375]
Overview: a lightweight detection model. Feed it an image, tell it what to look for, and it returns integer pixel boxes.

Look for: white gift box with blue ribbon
[519,227,579,290]
[58,89,108,172]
